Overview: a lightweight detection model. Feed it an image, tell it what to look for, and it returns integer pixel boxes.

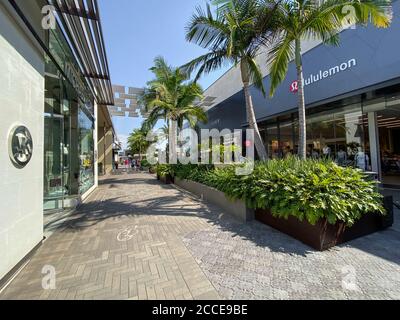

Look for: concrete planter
[174,177,254,222]
[255,195,394,251]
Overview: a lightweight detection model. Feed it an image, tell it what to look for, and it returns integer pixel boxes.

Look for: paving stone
[1,172,398,300]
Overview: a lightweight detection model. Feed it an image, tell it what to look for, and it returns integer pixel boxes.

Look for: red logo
[290,80,298,93]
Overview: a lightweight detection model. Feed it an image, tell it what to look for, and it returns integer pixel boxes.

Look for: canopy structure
[47,0,114,105]
[109,85,147,118]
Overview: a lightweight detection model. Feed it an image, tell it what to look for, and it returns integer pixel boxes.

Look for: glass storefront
[259,84,400,186]
[306,100,368,169]
[44,58,64,211]
[44,25,95,213]
[363,87,400,186]
[260,99,369,164]
[78,109,95,194]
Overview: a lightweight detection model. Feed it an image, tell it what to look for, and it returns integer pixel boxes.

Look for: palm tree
[183,0,280,161]
[128,128,150,160]
[268,0,392,159]
[141,56,208,162]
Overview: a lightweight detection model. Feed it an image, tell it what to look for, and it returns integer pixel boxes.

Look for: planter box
[159,174,173,185]
[255,196,394,251]
[174,177,254,222]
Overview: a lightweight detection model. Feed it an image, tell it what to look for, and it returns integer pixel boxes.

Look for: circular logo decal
[9,125,33,168]
[290,80,299,93]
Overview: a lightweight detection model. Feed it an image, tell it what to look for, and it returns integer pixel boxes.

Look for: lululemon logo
[8,125,33,169]
[290,80,298,93]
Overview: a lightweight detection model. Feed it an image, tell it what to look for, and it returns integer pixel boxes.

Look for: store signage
[8,125,33,169]
[290,58,357,93]
[290,81,299,93]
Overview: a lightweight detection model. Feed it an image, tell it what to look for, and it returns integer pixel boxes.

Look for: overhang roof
[47,0,114,105]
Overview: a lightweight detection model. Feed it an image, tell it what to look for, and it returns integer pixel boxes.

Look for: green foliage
[156,164,175,178]
[184,0,279,94]
[128,128,150,156]
[140,56,208,131]
[170,158,385,226]
[268,0,392,96]
[141,159,150,168]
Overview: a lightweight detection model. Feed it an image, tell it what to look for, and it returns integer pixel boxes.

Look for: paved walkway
[1,172,400,300]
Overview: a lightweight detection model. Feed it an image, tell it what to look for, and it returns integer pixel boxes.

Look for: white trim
[94,101,99,188]
[81,184,97,202]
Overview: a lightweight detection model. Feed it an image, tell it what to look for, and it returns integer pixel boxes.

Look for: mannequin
[322,145,331,158]
[355,148,370,171]
[336,149,347,166]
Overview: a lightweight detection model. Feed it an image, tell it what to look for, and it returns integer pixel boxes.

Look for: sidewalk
[1,172,399,300]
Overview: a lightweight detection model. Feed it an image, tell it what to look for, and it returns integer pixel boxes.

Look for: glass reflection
[78,109,95,194]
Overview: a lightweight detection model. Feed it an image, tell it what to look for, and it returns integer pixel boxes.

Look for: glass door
[44,61,64,212]
[376,96,400,187]
[44,113,64,211]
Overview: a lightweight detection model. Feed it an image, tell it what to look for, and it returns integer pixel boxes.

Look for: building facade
[202,0,400,188]
[0,0,115,283]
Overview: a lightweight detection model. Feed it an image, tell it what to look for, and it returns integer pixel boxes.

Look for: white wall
[0,4,45,280]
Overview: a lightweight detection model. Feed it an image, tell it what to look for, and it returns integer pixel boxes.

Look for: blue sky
[99,0,231,149]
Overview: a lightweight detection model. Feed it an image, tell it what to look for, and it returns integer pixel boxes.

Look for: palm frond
[186,3,229,50]
[181,50,230,82]
[244,55,266,97]
[268,33,295,97]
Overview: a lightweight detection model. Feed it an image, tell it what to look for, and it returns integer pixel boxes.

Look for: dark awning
[48,0,114,105]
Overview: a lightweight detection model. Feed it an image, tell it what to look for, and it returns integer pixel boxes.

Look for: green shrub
[141,159,150,168]
[170,158,385,226]
[156,164,174,177]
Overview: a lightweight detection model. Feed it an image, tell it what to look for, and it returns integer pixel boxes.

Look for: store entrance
[378,107,400,187]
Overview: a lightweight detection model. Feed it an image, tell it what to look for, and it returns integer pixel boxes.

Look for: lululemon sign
[290,80,299,93]
[290,58,357,93]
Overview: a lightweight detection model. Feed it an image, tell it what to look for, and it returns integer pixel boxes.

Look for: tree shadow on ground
[54,174,400,263]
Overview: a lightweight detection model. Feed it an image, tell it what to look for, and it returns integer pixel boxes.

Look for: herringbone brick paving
[0,173,220,300]
[1,172,399,300]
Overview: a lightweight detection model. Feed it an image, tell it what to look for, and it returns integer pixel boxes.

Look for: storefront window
[78,109,95,194]
[259,99,369,169]
[62,81,80,197]
[364,89,400,186]
[44,21,96,213]
[266,124,279,159]
[280,121,295,157]
[44,60,63,211]
[44,57,82,211]
[333,103,367,169]
[306,112,336,159]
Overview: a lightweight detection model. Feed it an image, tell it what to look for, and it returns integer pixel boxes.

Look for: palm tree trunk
[241,62,268,161]
[295,39,307,160]
[169,119,178,164]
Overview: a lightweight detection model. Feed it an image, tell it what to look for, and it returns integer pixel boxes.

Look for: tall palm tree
[141,56,208,162]
[268,0,392,159]
[183,0,280,161]
[128,127,150,160]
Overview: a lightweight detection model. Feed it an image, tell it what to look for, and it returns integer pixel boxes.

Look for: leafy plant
[268,0,392,158]
[183,0,280,160]
[171,158,385,226]
[128,128,151,160]
[141,159,150,168]
[156,164,175,178]
[140,56,208,161]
